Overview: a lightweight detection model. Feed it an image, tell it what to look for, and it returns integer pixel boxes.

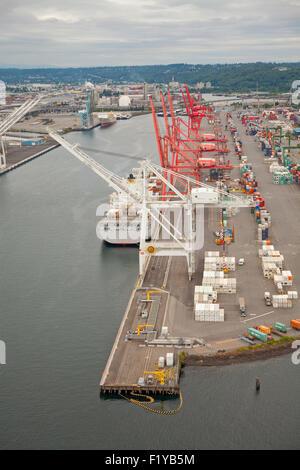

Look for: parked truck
[264,292,272,306]
[248,327,268,342]
[258,325,271,335]
[239,297,246,316]
[274,322,287,333]
[290,319,300,330]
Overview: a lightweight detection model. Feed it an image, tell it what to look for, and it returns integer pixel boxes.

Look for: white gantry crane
[0,95,41,169]
[49,130,254,280]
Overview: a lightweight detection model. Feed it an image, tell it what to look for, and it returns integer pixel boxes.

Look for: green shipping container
[248,327,267,341]
[274,322,287,333]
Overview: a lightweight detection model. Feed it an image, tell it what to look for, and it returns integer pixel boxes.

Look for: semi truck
[239,297,246,316]
[290,319,300,330]
[264,292,272,306]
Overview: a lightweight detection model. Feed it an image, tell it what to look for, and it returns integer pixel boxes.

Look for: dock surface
[0,139,59,175]
[100,109,300,395]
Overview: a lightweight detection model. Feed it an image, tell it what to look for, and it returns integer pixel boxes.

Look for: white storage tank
[119,95,131,108]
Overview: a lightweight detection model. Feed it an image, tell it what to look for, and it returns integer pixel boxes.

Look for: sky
[0,0,299,67]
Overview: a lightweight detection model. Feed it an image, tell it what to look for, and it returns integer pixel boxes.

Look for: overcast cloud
[0,0,299,67]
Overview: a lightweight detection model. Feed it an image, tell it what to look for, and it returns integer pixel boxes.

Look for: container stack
[258,243,297,304]
[194,263,232,320]
[258,244,275,257]
[194,286,217,304]
[288,291,298,300]
[253,194,271,241]
[274,270,293,287]
[273,168,293,184]
[166,353,174,367]
[204,256,236,272]
[259,208,272,224]
[260,245,282,278]
[205,251,221,257]
[194,285,220,321]
[257,223,269,241]
[269,162,284,173]
[201,275,236,293]
[262,255,284,269]
[262,262,280,279]
[227,114,243,159]
[194,303,224,322]
[272,295,292,308]
[158,356,165,369]
[240,164,257,195]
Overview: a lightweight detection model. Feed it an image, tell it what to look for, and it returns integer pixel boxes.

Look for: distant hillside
[0,62,300,93]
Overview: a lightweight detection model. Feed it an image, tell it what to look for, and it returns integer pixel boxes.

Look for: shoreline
[184,337,298,367]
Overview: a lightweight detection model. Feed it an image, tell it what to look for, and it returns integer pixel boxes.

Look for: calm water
[0,115,299,450]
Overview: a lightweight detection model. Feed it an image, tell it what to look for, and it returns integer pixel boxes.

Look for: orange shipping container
[259,325,271,335]
[290,319,300,330]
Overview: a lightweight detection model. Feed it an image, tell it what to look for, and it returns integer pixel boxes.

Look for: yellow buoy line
[119,390,183,415]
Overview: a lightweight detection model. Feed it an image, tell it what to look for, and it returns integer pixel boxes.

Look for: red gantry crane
[150,88,233,196]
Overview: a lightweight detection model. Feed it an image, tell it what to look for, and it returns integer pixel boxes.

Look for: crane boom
[49,130,253,280]
[48,129,143,203]
[149,96,165,169]
[0,96,41,136]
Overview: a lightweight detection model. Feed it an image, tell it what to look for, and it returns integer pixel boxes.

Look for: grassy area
[236,336,296,352]
[178,351,187,370]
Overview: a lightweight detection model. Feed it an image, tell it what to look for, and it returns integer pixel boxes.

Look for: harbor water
[0,114,299,450]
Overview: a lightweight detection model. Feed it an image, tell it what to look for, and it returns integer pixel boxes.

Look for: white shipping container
[205,251,220,257]
[161,326,168,336]
[195,285,213,294]
[158,356,165,369]
[262,256,283,267]
[166,353,174,367]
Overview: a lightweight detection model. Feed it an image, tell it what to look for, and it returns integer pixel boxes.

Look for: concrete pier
[100,109,300,395]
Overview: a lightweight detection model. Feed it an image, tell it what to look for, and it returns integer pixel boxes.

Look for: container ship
[97,167,154,245]
[98,89,221,245]
[98,111,117,128]
[115,112,132,120]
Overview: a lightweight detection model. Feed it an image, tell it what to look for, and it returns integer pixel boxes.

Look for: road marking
[162,256,172,289]
[243,310,274,323]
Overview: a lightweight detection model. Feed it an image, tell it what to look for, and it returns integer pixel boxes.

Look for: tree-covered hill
[0,62,299,93]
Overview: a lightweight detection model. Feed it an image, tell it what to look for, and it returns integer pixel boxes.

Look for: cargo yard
[97,95,300,398]
[0,136,59,174]
[1,84,300,400]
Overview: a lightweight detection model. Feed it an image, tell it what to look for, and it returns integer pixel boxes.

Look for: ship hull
[100,121,116,128]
